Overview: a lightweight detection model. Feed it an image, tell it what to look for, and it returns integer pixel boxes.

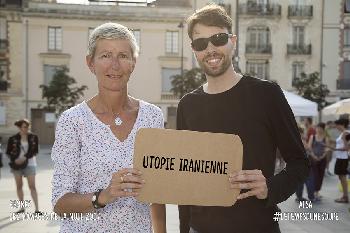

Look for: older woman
[51,22,166,232]
[6,119,41,213]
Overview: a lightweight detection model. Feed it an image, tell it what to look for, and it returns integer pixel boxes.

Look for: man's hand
[229,170,268,200]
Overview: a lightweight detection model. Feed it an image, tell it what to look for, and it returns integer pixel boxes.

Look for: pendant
[115,117,123,126]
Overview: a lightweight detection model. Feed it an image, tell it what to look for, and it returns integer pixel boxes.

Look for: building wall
[194,0,322,91]
[0,10,24,139]
[0,1,194,139]
[323,0,341,95]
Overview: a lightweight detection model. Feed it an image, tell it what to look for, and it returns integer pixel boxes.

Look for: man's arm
[264,83,309,206]
[230,83,309,203]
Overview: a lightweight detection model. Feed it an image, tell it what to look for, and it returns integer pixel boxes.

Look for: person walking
[308,122,328,200]
[6,119,42,214]
[295,126,315,202]
[333,118,349,203]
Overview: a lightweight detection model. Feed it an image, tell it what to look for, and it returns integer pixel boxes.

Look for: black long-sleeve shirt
[177,75,309,233]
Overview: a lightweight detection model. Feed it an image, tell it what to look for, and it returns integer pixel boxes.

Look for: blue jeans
[296,169,315,200]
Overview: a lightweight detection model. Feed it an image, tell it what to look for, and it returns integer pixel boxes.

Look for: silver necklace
[115,116,123,126]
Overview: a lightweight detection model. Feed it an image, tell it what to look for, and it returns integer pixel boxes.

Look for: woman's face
[18,123,29,135]
[316,126,324,134]
[86,38,136,93]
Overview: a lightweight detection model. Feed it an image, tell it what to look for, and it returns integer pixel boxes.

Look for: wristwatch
[92,189,106,209]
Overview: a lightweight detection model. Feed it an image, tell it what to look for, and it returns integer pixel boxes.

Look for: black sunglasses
[191,33,233,51]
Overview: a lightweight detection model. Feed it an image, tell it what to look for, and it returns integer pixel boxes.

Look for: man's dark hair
[335,118,349,128]
[186,4,232,40]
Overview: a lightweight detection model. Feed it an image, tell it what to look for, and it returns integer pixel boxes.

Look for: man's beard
[198,52,232,78]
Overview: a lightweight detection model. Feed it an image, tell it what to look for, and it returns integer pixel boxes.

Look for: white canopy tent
[282,90,318,116]
[322,98,350,115]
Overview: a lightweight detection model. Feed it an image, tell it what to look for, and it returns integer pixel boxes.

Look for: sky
[57,0,156,4]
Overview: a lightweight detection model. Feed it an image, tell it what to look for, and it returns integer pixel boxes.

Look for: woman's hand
[14,157,26,165]
[99,168,145,205]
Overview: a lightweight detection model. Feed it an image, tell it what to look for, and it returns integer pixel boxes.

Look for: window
[48,26,62,51]
[292,26,305,46]
[43,65,60,85]
[344,29,350,47]
[132,29,141,49]
[345,0,350,13]
[292,61,304,85]
[165,31,179,54]
[293,0,306,5]
[257,0,269,5]
[0,60,7,80]
[0,18,6,40]
[246,60,269,79]
[161,68,180,92]
[247,26,270,47]
[0,102,5,125]
[344,61,350,79]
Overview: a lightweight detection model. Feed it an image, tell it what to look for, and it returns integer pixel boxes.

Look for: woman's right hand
[99,168,145,205]
[14,157,26,165]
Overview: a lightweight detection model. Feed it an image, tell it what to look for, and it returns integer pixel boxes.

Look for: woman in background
[333,118,349,203]
[6,119,41,213]
[308,122,328,200]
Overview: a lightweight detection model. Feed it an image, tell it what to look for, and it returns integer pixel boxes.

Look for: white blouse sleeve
[51,110,82,208]
[153,106,164,129]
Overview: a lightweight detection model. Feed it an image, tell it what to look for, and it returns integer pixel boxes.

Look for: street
[0,146,349,233]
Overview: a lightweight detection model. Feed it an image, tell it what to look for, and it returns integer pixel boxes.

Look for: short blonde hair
[87,22,139,58]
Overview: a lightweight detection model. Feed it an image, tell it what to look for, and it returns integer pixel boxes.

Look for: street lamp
[178,21,184,96]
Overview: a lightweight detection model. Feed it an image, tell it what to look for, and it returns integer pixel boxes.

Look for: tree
[293,72,330,111]
[39,66,88,115]
[170,68,206,98]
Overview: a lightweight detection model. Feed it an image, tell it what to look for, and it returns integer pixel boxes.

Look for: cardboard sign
[133,128,243,207]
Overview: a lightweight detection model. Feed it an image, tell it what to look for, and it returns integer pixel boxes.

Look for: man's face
[191,23,236,78]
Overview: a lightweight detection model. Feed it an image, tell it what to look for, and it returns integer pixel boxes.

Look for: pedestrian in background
[6,119,42,214]
[295,127,315,202]
[332,118,349,203]
[308,122,328,200]
[325,121,340,175]
[304,117,316,143]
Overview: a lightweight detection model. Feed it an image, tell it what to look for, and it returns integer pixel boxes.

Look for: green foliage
[293,72,330,111]
[170,68,206,98]
[39,66,88,115]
